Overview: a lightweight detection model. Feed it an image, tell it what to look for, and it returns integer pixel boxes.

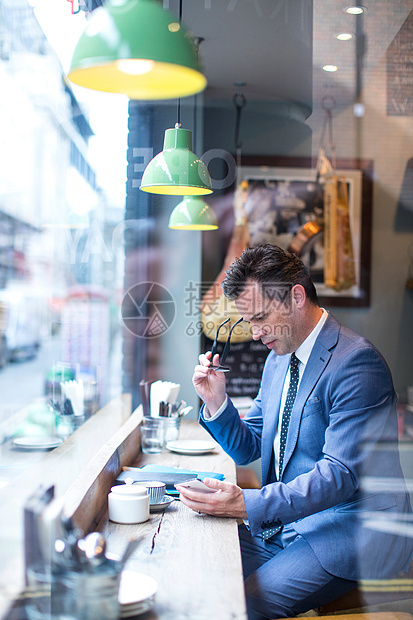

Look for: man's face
[234,280,299,356]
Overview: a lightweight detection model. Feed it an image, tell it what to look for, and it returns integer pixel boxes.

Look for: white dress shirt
[273,309,327,477]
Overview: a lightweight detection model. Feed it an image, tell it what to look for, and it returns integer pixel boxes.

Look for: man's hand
[192,352,227,416]
[175,477,247,519]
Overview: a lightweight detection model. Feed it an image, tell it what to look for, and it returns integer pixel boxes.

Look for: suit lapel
[280,313,339,477]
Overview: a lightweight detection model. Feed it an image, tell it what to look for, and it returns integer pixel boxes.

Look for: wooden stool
[305,611,413,620]
[236,467,260,489]
[294,613,413,620]
[318,570,413,616]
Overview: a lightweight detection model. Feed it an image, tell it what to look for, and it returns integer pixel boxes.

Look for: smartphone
[176,479,217,493]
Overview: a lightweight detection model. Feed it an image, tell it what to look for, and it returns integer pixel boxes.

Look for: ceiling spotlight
[168,22,181,32]
[353,102,365,117]
[323,65,338,72]
[336,33,353,40]
[344,6,366,14]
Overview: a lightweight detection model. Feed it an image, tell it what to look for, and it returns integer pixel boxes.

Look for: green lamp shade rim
[68,0,207,99]
[168,197,218,230]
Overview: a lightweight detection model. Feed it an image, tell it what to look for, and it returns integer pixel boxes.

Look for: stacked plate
[165,439,217,455]
[118,570,158,618]
[12,436,63,451]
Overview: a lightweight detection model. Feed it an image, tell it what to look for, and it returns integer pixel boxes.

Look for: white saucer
[12,436,63,451]
[150,494,174,512]
[118,570,157,614]
[166,439,217,455]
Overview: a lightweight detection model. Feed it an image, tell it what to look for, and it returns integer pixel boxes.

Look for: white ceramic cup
[108,485,150,524]
[163,417,181,444]
[144,481,166,504]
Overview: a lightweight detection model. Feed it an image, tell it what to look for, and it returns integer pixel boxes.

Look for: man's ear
[291,284,306,308]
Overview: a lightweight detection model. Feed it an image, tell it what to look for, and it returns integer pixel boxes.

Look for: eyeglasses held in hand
[209,317,244,372]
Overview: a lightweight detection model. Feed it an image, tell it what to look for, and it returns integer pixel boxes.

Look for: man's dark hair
[222,244,319,305]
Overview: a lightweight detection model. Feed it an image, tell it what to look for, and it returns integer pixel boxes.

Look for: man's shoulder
[321,313,387,365]
[322,312,375,350]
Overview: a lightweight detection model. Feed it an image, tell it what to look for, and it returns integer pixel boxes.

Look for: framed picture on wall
[239,156,373,307]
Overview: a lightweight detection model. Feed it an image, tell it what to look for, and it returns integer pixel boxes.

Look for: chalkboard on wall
[202,336,269,399]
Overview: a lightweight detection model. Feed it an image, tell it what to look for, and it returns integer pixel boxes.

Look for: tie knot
[290,352,299,369]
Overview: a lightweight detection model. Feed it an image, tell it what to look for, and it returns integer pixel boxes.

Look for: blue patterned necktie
[278,352,300,476]
[262,352,300,541]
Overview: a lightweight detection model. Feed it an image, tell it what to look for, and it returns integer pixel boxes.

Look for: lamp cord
[175,0,183,127]
[233,92,246,151]
[192,37,204,154]
[233,87,246,185]
[318,95,336,170]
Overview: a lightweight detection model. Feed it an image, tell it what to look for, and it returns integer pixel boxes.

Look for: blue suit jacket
[200,313,413,581]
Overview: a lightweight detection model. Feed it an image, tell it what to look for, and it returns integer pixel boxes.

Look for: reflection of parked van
[0,292,42,367]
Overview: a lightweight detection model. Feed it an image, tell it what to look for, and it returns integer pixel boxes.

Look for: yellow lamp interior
[68,62,207,100]
[169,223,218,230]
[140,185,213,196]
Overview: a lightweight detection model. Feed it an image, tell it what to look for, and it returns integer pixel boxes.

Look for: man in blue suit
[176,245,413,619]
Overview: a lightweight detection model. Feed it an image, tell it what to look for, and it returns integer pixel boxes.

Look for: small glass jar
[141,417,164,453]
[163,417,181,444]
[74,566,120,620]
[26,563,120,620]
[56,412,75,441]
[108,485,150,524]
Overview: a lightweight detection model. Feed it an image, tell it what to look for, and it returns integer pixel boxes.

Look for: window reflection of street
[0,334,55,411]
[0,335,56,488]
[0,325,123,488]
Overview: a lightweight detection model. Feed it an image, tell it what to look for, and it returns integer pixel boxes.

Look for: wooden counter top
[103,420,248,620]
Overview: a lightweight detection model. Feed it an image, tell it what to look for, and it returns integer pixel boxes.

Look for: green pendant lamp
[169,196,218,230]
[67,0,207,100]
[140,123,212,195]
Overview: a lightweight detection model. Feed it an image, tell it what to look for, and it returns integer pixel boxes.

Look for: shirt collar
[295,308,328,366]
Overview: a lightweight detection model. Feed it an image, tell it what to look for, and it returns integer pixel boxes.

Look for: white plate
[118,570,158,607]
[12,436,63,451]
[165,439,217,455]
[150,494,175,512]
[120,597,155,617]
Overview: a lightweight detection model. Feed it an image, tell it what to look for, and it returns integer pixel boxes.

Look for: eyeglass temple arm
[210,317,230,359]
[220,317,244,365]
